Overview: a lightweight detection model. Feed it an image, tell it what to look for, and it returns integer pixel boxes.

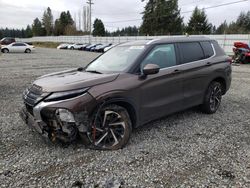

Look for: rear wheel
[70,47,74,50]
[25,49,31,53]
[80,104,132,150]
[201,81,222,114]
[2,48,9,53]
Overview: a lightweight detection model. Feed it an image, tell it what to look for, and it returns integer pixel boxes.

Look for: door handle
[173,69,181,74]
[206,62,212,66]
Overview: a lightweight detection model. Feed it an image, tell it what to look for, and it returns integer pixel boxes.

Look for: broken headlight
[56,109,75,123]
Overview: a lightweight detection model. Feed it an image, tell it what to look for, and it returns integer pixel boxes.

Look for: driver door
[138,44,184,124]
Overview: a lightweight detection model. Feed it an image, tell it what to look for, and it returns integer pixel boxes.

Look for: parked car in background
[94,43,113,53]
[67,43,87,50]
[104,44,116,52]
[78,44,91,51]
[85,43,102,51]
[0,37,16,45]
[20,37,231,150]
[1,42,35,53]
[57,43,70,50]
[90,44,103,52]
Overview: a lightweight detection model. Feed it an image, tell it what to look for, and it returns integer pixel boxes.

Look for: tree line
[0,7,86,39]
[140,0,250,35]
[0,0,249,39]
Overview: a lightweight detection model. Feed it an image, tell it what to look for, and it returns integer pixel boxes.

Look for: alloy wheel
[88,110,126,148]
[209,85,222,111]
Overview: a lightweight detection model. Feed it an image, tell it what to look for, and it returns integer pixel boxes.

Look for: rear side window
[200,41,214,58]
[179,42,204,64]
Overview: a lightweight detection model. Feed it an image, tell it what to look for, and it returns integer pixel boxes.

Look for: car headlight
[44,88,89,102]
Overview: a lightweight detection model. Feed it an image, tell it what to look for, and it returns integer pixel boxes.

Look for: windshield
[85,45,145,73]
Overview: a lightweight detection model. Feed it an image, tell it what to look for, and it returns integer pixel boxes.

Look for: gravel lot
[0,48,250,188]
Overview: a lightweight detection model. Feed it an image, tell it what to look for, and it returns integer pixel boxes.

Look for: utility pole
[86,0,93,43]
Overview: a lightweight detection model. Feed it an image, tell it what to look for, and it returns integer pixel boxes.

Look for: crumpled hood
[34,69,119,92]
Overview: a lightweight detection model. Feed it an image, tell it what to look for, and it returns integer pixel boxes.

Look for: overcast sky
[0,0,249,31]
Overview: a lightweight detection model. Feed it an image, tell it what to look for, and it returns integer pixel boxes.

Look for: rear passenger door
[177,41,215,108]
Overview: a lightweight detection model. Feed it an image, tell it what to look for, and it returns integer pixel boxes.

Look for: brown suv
[20,37,232,150]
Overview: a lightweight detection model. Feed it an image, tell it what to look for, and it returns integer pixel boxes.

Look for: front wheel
[80,104,132,150]
[201,81,222,114]
[25,49,31,53]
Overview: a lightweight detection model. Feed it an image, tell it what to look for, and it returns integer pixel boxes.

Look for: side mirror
[143,64,160,76]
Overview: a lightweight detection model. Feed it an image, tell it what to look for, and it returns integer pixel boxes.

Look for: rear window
[200,41,214,58]
[179,42,204,64]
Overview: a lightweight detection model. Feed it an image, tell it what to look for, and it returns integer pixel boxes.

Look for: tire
[201,81,222,114]
[80,104,132,150]
[25,49,31,53]
[2,48,9,53]
[70,47,74,50]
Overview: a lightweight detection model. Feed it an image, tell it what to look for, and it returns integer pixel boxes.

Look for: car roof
[118,36,214,46]
[11,42,27,44]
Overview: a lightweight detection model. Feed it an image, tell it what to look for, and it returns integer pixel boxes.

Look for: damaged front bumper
[20,92,96,142]
[20,106,47,136]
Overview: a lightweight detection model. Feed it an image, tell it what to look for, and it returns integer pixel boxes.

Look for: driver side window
[141,44,177,70]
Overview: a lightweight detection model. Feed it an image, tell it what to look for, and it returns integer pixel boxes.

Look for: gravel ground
[0,48,250,188]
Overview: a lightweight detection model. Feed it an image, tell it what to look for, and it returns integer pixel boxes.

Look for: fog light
[56,109,75,123]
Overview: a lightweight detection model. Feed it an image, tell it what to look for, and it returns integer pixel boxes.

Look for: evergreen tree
[32,18,45,36]
[56,11,75,35]
[92,19,105,36]
[53,19,62,36]
[216,21,228,34]
[42,7,53,36]
[186,7,212,34]
[25,25,33,38]
[141,0,183,35]
[236,11,250,33]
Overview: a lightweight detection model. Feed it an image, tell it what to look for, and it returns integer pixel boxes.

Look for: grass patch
[32,42,61,49]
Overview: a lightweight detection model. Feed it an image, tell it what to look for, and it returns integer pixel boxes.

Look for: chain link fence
[17,34,250,55]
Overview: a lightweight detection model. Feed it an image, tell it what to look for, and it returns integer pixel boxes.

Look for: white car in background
[103,44,117,52]
[57,43,70,50]
[67,43,87,50]
[1,42,35,53]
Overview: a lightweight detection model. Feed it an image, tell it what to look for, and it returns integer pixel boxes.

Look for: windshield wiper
[85,70,103,74]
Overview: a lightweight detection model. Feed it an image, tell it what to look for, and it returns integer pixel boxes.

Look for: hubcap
[88,110,126,148]
[210,85,222,111]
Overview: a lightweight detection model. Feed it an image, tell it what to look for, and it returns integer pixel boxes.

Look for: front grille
[23,84,48,107]
[23,88,42,106]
